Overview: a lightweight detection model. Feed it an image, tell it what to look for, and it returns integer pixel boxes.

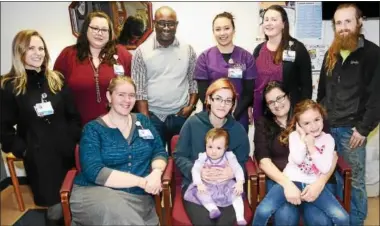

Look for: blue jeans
[253,181,349,226]
[330,127,367,226]
[149,112,187,154]
[255,180,337,226]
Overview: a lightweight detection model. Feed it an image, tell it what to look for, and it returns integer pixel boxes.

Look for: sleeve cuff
[95,167,113,185]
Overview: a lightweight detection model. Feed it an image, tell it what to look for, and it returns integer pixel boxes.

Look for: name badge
[34,101,54,117]
[113,64,125,76]
[138,129,154,139]
[228,68,243,79]
[283,50,296,62]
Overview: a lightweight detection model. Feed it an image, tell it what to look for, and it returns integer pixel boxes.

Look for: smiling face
[154,8,178,45]
[298,108,324,137]
[24,35,45,70]
[106,81,136,116]
[332,6,362,50]
[262,9,285,38]
[206,137,226,160]
[265,87,290,118]
[213,16,235,47]
[87,16,110,49]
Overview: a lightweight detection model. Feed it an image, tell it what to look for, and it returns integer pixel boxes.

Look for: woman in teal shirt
[70,76,168,225]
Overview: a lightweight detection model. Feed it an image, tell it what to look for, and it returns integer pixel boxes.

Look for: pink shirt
[283,131,335,184]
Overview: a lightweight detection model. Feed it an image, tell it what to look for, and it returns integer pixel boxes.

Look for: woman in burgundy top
[54,11,132,125]
[254,81,337,226]
[252,5,312,120]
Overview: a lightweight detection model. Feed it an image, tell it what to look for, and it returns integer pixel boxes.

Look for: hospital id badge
[138,129,154,139]
[228,68,243,79]
[34,101,54,117]
[283,50,296,62]
[113,64,125,76]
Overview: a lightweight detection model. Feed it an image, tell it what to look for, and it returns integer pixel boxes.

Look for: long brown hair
[325,3,363,74]
[76,11,117,65]
[1,30,63,95]
[263,5,294,64]
[279,99,327,145]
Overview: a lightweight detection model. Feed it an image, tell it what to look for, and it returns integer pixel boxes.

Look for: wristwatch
[190,104,196,111]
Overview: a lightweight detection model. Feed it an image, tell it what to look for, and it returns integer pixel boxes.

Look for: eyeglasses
[156,20,177,28]
[267,94,286,107]
[211,96,234,106]
[88,25,109,34]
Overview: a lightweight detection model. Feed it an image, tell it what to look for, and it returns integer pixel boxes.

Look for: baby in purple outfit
[184,128,246,225]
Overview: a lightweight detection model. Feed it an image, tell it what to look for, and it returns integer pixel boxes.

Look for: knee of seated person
[97,198,126,216]
[255,203,274,217]
[274,205,299,225]
[334,209,350,225]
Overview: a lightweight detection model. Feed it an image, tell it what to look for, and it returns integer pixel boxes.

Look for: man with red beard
[317,3,380,226]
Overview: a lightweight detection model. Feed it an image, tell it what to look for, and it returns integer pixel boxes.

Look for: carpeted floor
[12,209,47,226]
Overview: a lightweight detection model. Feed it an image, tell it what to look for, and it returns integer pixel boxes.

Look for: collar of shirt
[153,34,180,50]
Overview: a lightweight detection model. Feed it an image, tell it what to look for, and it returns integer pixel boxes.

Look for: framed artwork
[69,1,153,50]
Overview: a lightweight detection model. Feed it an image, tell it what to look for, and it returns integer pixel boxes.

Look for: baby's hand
[197,183,207,194]
[233,181,244,196]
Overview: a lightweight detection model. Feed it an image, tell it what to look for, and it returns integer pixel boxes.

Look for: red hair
[204,78,238,114]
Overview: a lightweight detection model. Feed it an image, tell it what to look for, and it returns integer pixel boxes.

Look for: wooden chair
[162,135,258,226]
[255,156,352,225]
[5,153,25,211]
[60,145,173,226]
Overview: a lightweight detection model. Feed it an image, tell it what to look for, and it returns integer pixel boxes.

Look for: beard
[330,27,361,52]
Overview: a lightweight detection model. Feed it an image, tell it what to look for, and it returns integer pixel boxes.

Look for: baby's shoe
[237,219,247,225]
[209,209,221,219]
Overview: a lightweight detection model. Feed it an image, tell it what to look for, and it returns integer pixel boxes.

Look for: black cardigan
[253,38,312,106]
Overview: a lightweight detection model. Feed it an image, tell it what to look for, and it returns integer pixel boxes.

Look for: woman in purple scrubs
[195,12,257,132]
[252,5,312,120]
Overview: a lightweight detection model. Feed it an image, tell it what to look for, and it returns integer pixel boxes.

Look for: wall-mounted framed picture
[69,1,153,50]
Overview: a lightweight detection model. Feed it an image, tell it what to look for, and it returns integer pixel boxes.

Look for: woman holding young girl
[254,81,340,226]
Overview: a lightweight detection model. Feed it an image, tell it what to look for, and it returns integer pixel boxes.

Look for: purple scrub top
[195,46,257,129]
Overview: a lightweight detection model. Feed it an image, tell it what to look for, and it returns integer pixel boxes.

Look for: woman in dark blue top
[173,78,250,226]
[70,76,168,225]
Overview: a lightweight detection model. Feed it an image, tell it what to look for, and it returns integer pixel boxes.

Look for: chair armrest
[60,169,77,226]
[162,157,173,186]
[246,158,258,213]
[252,158,266,201]
[245,157,258,178]
[336,156,351,175]
[60,169,78,194]
[336,156,352,212]
[162,157,174,226]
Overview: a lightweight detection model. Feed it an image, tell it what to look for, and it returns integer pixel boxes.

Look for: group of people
[0,3,379,226]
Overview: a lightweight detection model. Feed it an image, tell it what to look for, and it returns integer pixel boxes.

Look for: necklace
[109,114,130,132]
[275,118,286,128]
[89,57,102,103]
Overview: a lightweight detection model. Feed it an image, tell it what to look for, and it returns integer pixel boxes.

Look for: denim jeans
[330,127,367,226]
[253,181,349,226]
[149,112,187,154]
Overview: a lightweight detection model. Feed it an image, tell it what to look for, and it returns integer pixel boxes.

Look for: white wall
[1,2,379,177]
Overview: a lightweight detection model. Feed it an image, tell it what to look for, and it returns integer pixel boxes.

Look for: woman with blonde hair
[0,30,81,224]
[174,78,250,225]
[54,11,132,125]
[69,76,167,225]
